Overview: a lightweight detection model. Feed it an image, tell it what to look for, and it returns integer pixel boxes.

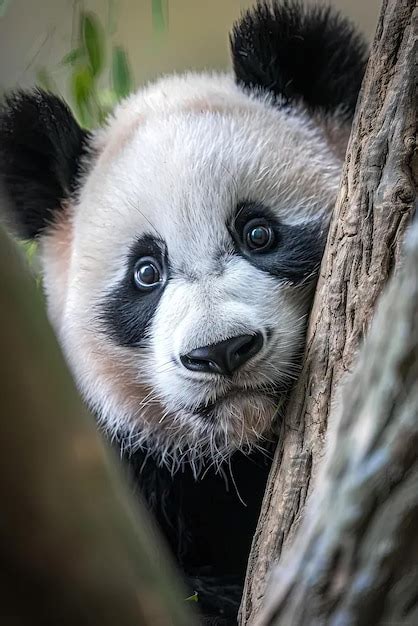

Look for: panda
[0,1,367,623]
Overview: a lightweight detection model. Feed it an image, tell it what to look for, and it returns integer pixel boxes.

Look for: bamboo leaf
[106,0,118,36]
[97,88,118,120]
[111,46,133,100]
[152,0,169,34]
[0,0,12,18]
[71,65,94,127]
[185,593,198,603]
[61,47,84,67]
[81,11,105,77]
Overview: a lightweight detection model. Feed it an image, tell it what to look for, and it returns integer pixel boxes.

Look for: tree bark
[240,1,417,623]
[0,225,195,626]
[257,212,418,626]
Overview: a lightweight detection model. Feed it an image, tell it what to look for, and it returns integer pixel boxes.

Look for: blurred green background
[1,0,380,116]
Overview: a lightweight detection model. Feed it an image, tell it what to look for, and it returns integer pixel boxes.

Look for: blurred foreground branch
[0,226,194,625]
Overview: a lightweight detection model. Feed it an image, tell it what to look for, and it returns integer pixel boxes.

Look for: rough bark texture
[240,1,417,623]
[258,214,418,626]
[0,226,195,626]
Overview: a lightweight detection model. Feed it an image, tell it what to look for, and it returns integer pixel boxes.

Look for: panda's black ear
[0,89,90,239]
[230,1,368,118]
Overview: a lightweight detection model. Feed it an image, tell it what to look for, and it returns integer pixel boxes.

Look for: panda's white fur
[39,72,342,474]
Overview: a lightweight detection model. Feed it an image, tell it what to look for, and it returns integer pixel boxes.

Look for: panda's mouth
[194,385,280,418]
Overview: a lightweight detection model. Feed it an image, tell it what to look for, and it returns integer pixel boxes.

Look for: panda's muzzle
[180,332,263,377]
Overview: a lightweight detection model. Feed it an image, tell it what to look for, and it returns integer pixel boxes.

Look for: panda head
[0,2,366,473]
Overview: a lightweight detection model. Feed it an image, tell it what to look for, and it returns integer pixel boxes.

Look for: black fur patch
[122,444,273,623]
[100,234,168,347]
[230,200,326,284]
[0,89,89,239]
[230,0,367,117]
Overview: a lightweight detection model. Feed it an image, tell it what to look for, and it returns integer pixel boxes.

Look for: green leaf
[152,0,169,34]
[72,65,93,103]
[185,592,198,602]
[71,65,95,128]
[60,47,84,67]
[106,0,118,36]
[111,46,133,100]
[22,241,37,263]
[81,11,105,77]
[0,0,12,18]
[97,88,118,117]
[21,241,41,284]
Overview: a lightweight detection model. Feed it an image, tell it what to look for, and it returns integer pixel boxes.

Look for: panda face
[39,74,341,472]
[1,0,367,473]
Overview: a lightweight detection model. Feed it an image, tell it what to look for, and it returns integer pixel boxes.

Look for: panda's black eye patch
[230,200,326,284]
[100,233,168,347]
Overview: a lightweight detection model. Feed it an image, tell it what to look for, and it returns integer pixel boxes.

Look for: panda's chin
[193,387,278,420]
[128,389,281,476]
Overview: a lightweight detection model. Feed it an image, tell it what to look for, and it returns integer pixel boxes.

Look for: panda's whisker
[139,388,158,405]
[155,363,178,375]
[126,197,161,236]
[227,459,247,508]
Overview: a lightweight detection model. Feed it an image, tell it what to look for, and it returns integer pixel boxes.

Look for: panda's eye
[133,257,163,290]
[243,219,275,252]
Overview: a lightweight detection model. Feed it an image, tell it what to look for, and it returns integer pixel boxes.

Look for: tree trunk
[240,0,417,623]
[0,225,195,626]
[258,212,418,625]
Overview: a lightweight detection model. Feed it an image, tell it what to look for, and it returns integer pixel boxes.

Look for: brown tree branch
[258,213,418,626]
[0,225,195,625]
[240,1,417,622]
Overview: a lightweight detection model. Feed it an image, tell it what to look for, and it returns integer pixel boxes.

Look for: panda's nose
[180,333,263,376]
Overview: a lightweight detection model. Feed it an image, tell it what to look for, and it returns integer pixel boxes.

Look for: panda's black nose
[180,333,263,376]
